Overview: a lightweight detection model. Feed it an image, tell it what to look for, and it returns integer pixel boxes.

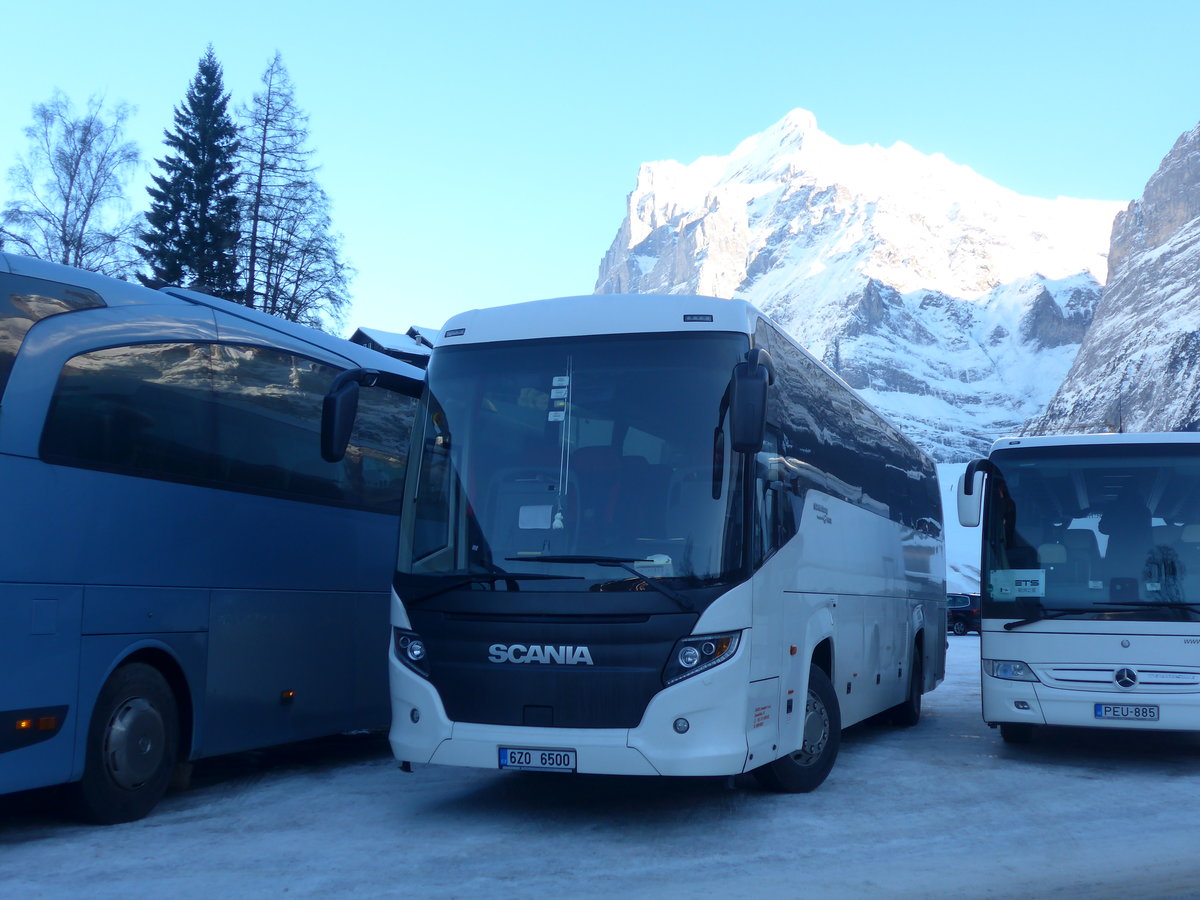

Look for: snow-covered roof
[349,325,433,367]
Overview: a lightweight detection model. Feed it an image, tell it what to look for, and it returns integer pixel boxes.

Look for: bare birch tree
[2,91,140,276]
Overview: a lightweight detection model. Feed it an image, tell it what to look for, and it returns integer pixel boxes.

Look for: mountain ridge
[595,109,1124,461]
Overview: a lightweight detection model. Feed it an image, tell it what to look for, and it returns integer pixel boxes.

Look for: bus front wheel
[753,664,841,793]
[999,723,1035,744]
[885,647,923,728]
[73,662,180,824]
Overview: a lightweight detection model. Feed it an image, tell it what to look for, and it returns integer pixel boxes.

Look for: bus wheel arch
[886,632,924,727]
[72,658,184,824]
[752,662,840,793]
[810,637,833,681]
[122,647,194,763]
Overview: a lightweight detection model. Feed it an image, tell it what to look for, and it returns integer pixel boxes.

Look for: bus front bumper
[387,648,755,778]
[984,676,1200,730]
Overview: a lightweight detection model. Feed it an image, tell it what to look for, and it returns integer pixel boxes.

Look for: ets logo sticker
[990,569,1045,598]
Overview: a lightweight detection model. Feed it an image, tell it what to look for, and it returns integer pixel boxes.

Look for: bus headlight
[983,659,1039,682]
[663,632,741,686]
[393,628,431,678]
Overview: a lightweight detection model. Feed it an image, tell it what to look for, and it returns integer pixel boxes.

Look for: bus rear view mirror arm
[321,368,377,462]
[729,349,775,453]
[321,367,424,462]
[956,458,995,528]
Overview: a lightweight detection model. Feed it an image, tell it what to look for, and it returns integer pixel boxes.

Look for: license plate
[498,747,577,772]
[1094,703,1159,721]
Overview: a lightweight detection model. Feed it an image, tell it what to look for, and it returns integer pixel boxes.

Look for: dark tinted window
[401,332,747,589]
[983,444,1200,621]
[0,270,105,401]
[41,342,217,481]
[754,425,801,562]
[752,318,940,530]
[41,341,415,513]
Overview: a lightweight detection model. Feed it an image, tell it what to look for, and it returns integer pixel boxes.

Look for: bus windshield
[984,444,1200,623]
[398,332,749,597]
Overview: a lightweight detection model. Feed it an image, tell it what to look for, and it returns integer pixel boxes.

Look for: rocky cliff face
[1028,125,1200,435]
[595,110,1123,461]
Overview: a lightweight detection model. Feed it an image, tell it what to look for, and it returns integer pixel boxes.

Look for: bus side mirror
[729,349,775,453]
[956,460,986,527]
[321,369,373,462]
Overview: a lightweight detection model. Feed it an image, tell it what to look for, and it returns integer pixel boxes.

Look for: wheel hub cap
[103,697,166,790]
[794,689,829,767]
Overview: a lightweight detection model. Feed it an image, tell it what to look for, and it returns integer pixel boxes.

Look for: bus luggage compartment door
[0,586,83,793]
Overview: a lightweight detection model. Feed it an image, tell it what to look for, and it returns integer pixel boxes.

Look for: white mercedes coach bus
[957,432,1200,743]
[326,294,946,791]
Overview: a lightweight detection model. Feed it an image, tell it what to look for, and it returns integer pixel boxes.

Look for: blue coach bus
[0,253,422,823]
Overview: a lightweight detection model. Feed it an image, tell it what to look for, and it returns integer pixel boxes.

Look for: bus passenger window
[41,342,218,482]
[0,271,105,401]
[42,341,413,514]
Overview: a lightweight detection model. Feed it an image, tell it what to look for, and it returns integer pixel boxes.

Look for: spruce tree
[138,46,242,300]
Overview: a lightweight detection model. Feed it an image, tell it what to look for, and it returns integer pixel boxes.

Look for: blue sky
[2,0,1198,335]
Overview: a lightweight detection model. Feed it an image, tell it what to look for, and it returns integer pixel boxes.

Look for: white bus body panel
[389,623,757,777]
[984,623,1200,731]
[389,485,940,776]
[393,294,945,779]
[981,432,1200,735]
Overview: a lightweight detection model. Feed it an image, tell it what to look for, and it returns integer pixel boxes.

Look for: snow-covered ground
[5,636,1200,898]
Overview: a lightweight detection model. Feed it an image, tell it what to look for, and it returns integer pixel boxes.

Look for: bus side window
[0,271,105,402]
[755,427,798,564]
[41,342,218,482]
[210,343,412,513]
[42,341,414,514]
[412,403,454,563]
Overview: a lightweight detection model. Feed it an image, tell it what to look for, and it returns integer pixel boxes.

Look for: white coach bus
[958,432,1200,743]
[326,294,946,791]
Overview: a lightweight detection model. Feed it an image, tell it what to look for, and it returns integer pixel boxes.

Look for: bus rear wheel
[753,664,840,793]
[73,662,179,824]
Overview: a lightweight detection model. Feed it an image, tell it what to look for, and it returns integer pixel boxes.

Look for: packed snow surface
[5,638,1200,899]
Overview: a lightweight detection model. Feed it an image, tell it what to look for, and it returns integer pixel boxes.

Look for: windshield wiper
[508,555,695,612]
[1003,606,1094,631]
[1094,601,1200,616]
[1005,599,1200,630]
[405,570,582,605]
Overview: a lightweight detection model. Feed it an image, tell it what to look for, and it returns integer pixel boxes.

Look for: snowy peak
[1028,122,1200,436]
[596,109,1123,461]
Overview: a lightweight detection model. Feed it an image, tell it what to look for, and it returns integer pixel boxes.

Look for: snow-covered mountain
[1027,124,1200,435]
[595,109,1124,461]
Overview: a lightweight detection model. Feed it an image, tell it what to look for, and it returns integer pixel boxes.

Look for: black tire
[753,665,840,793]
[886,648,923,728]
[72,662,179,825]
[999,723,1035,745]
[952,620,967,636]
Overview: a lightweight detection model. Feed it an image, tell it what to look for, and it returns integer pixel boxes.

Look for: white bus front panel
[983,627,1200,731]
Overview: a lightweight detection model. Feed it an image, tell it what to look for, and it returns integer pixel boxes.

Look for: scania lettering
[957,433,1200,744]
[488,644,595,665]
[328,294,946,791]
